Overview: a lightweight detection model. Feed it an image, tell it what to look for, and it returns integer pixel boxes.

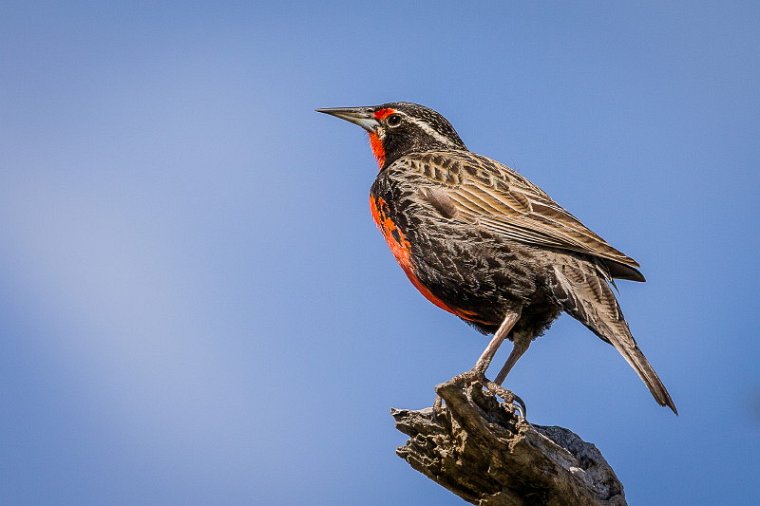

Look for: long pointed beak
[316,106,379,132]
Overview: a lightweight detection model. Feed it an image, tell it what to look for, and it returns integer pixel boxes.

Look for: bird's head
[317,102,466,169]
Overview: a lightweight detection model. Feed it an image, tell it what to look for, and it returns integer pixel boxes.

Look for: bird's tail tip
[625,344,678,415]
[658,387,678,415]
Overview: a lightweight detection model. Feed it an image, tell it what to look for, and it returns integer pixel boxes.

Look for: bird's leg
[494,332,531,385]
[433,312,520,417]
[473,311,520,377]
[481,320,528,418]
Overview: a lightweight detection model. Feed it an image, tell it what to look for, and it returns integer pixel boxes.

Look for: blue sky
[1,1,758,504]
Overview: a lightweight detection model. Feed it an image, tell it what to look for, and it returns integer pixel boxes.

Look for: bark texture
[392,374,626,506]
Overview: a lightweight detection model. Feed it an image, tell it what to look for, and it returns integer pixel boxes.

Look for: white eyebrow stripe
[405,116,457,146]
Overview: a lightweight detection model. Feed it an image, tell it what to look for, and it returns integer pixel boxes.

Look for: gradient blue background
[1,1,758,504]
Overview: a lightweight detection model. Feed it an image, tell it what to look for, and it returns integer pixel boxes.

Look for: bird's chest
[368,179,493,325]
[369,189,415,272]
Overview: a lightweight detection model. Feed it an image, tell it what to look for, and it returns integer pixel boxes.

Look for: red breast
[369,194,492,326]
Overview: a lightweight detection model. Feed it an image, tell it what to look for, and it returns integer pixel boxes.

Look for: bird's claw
[485,380,527,419]
[454,369,488,385]
[437,370,528,420]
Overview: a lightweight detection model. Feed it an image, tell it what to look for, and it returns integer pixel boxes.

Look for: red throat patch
[368,132,385,169]
[367,108,396,169]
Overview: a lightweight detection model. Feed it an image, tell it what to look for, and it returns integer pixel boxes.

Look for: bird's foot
[485,380,527,419]
[452,368,488,385]
[437,370,528,420]
[431,370,486,417]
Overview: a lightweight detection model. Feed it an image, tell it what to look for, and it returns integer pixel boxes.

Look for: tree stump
[392,374,626,505]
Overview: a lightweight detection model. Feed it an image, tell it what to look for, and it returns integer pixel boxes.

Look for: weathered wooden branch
[392,374,626,506]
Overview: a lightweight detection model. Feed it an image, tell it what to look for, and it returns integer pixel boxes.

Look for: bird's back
[374,149,645,282]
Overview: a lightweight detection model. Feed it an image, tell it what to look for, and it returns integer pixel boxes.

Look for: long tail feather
[551,260,677,414]
[601,319,677,414]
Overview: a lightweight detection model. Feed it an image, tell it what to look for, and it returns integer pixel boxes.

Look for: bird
[317,102,677,414]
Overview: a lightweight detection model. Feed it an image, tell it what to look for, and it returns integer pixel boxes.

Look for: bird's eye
[386,114,402,127]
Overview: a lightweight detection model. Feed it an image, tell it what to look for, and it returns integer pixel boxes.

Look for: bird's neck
[370,136,467,170]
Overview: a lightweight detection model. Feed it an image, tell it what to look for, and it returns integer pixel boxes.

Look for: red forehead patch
[373,108,396,120]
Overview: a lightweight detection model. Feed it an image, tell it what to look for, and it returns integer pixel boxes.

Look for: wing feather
[411,150,645,281]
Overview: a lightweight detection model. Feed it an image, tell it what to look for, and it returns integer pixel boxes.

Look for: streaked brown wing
[411,150,645,281]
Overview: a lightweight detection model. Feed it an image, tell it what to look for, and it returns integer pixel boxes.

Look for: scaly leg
[494,332,531,385]
[474,311,520,376]
[433,311,520,416]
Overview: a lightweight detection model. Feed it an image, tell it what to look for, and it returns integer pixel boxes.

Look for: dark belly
[405,222,561,337]
[370,180,561,339]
